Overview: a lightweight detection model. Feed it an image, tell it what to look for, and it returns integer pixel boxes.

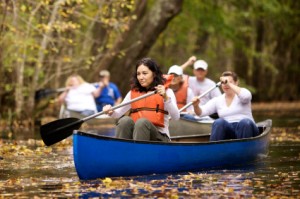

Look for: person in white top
[58,74,102,116]
[181,56,221,105]
[103,58,180,142]
[192,71,259,141]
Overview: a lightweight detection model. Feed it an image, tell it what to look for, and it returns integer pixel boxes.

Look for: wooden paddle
[40,91,157,146]
[179,81,222,112]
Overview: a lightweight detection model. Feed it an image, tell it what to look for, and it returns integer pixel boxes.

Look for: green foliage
[0,0,299,118]
[149,0,299,101]
[0,0,137,117]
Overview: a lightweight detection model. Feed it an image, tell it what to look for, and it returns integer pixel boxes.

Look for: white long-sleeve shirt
[110,88,180,137]
[200,88,255,123]
[185,87,195,112]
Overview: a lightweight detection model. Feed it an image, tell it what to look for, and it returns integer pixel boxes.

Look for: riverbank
[252,101,300,116]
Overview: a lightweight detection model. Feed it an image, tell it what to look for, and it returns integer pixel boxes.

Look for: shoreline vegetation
[252,101,300,116]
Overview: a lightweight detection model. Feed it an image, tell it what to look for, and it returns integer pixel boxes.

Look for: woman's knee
[117,116,134,126]
[212,118,227,127]
[135,118,151,128]
[237,118,259,138]
[239,118,253,126]
[116,116,134,139]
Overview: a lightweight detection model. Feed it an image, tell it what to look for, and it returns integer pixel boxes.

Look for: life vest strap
[130,107,169,115]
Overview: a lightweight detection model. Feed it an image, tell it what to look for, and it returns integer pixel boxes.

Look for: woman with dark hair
[103,58,180,142]
[192,71,259,141]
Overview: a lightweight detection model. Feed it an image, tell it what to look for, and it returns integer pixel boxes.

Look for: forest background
[0,0,299,124]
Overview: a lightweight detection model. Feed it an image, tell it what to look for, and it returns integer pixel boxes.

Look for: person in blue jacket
[95,70,122,112]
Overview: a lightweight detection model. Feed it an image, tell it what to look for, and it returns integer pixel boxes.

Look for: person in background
[181,56,222,105]
[95,70,122,112]
[103,58,180,142]
[57,74,101,116]
[167,65,195,115]
[192,71,259,141]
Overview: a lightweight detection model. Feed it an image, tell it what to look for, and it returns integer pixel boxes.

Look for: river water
[0,114,299,198]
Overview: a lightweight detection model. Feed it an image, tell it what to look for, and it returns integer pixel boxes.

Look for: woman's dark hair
[131,58,166,92]
[221,71,238,82]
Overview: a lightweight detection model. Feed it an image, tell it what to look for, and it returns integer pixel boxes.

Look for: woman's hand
[103,104,113,116]
[191,96,201,116]
[155,85,168,101]
[220,76,229,85]
[192,96,200,106]
[220,75,241,94]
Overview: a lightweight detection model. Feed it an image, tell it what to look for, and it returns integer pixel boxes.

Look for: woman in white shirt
[192,71,259,141]
[58,74,101,116]
[103,58,180,142]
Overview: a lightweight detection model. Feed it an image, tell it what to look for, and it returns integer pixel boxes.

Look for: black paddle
[179,81,222,112]
[40,90,157,146]
[35,88,67,101]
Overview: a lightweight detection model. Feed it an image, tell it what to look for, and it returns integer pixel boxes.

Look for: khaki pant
[116,116,170,142]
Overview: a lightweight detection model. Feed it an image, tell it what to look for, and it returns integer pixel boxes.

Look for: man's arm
[180,56,197,71]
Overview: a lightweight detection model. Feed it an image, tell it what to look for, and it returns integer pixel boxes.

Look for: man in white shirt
[181,56,221,105]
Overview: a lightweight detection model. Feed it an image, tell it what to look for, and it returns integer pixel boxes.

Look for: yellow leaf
[21,5,26,12]
[102,177,112,184]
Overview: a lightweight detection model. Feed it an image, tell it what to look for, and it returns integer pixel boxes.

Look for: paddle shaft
[179,81,222,112]
[35,82,99,100]
[82,90,157,122]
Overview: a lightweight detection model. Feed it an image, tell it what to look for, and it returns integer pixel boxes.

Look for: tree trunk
[92,0,183,94]
[252,19,264,101]
[194,31,209,56]
[29,0,65,117]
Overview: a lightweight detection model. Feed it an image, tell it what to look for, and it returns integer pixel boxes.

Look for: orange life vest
[174,75,189,110]
[130,90,168,127]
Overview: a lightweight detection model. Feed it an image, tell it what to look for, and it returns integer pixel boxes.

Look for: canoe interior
[169,117,212,137]
[77,119,271,144]
[171,126,267,143]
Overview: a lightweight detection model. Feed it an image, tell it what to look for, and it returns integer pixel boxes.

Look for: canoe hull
[73,120,272,180]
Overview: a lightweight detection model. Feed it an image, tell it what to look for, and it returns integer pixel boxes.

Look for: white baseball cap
[168,65,183,76]
[193,60,208,70]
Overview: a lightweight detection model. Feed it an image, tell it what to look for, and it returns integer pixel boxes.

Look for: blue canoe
[73,119,272,180]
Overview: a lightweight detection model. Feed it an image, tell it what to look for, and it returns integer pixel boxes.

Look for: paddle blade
[163,74,174,88]
[40,118,83,146]
[35,89,56,101]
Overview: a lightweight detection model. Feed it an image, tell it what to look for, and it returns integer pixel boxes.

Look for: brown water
[0,115,299,198]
